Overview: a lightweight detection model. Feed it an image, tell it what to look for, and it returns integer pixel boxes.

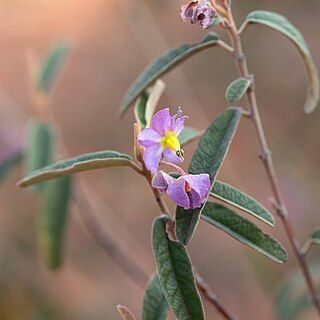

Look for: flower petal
[175,115,188,136]
[152,171,175,192]
[143,143,163,174]
[189,189,204,209]
[167,178,190,209]
[163,148,183,163]
[151,108,172,135]
[183,174,211,199]
[138,128,162,147]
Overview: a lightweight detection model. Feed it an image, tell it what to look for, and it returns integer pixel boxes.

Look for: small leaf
[211,181,275,226]
[0,151,23,182]
[225,77,251,102]
[117,305,137,320]
[25,120,54,191]
[40,176,72,269]
[201,202,287,263]
[178,127,203,146]
[38,41,72,93]
[18,151,134,188]
[152,216,205,320]
[310,229,320,244]
[142,273,168,320]
[134,79,166,130]
[242,10,319,113]
[301,228,320,254]
[176,108,242,245]
[120,33,219,115]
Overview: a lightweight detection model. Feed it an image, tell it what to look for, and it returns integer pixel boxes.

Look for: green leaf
[40,176,72,269]
[242,10,319,113]
[117,305,137,320]
[25,120,54,191]
[38,41,72,93]
[178,127,203,146]
[176,108,242,245]
[211,181,275,226]
[0,151,23,182]
[225,77,251,102]
[120,33,219,115]
[152,216,205,320]
[201,202,287,263]
[310,229,320,244]
[134,79,166,130]
[18,150,134,188]
[142,273,168,320]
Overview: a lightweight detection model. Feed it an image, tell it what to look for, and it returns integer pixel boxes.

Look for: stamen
[176,149,185,160]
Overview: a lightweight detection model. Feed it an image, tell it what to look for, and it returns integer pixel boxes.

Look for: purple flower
[181,0,216,29]
[152,171,211,210]
[138,108,188,173]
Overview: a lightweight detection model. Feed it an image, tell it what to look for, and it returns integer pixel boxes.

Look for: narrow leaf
[211,181,275,226]
[0,151,23,182]
[152,216,205,320]
[243,10,319,113]
[38,41,71,93]
[178,127,203,146]
[201,202,287,263]
[18,151,133,188]
[120,33,219,115]
[40,176,72,269]
[134,91,148,130]
[25,120,54,191]
[117,305,137,320]
[225,77,251,102]
[176,107,242,245]
[142,273,168,320]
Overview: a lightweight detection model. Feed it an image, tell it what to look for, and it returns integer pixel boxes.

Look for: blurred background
[0,0,319,319]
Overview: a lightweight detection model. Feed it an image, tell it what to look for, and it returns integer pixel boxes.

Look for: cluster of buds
[137,108,210,210]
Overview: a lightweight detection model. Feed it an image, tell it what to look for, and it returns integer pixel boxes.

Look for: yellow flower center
[160,131,184,160]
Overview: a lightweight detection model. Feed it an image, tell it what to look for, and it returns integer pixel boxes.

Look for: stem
[225,6,320,314]
[160,160,187,176]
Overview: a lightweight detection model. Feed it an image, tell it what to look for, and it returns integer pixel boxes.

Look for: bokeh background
[0,0,319,319]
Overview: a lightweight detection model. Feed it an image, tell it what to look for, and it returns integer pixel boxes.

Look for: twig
[224,5,320,316]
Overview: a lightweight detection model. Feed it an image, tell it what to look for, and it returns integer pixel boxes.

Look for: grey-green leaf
[201,202,287,263]
[25,120,54,191]
[134,90,148,130]
[152,216,205,320]
[211,181,275,226]
[120,33,219,115]
[40,176,72,269]
[38,41,72,93]
[225,77,251,102]
[178,127,203,146]
[176,108,242,245]
[18,150,134,188]
[242,10,319,113]
[0,151,23,182]
[142,273,168,320]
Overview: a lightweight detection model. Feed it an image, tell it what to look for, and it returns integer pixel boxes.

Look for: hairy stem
[225,5,320,314]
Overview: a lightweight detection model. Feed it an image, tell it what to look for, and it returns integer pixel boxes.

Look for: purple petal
[174,115,188,136]
[152,171,175,192]
[183,174,211,199]
[189,189,204,209]
[138,128,162,148]
[180,1,198,22]
[163,148,183,163]
[151,108,172,135]
[143,144,163,174]
[167,178,190,209]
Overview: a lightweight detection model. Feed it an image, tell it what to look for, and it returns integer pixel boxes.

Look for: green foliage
[134,91,149,130]
[18,151,133,187]
[178,127,203,146]
[152,216,205,320]
[242,10,319,113]
[225,77,251,102]
[40,176,72,269]
[37,41,72,93]
[0,151,23,182]
[142,273,168,320]
[176,108,242,245]
[25,120,54,191]
[119,33,219,115]
[201,202,287,263]
[211,181,275,226]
